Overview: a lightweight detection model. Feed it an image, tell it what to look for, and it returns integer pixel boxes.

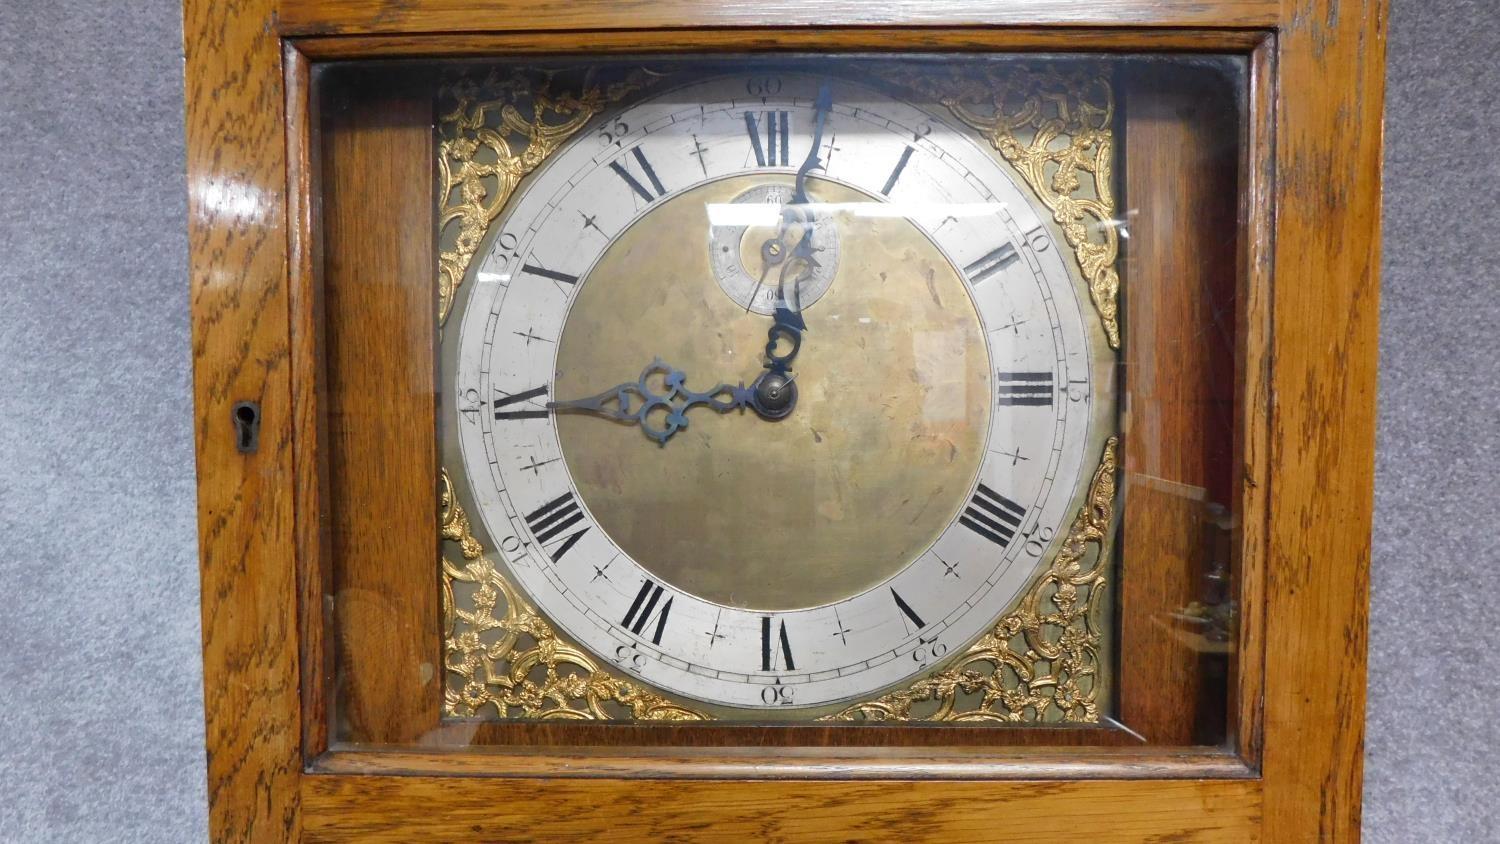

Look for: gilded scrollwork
[890,65,1120,349]
[442,471,706,720]
[436,67,660,326]
[823,437,1117,724]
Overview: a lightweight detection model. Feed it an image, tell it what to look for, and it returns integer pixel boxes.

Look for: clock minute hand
[744,83,832,422]
[547,358,755,447]
[767,81,831,347]
[792,82,833,206]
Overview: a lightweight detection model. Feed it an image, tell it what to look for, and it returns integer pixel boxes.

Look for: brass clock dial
[446,69,1116,715]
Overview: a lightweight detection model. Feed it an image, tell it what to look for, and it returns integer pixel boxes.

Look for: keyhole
[232,401,261,454]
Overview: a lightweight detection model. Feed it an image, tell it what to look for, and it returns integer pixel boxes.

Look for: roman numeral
[524,492,589,561]
[621,579,673,645]
[880,145,915,196]
[997,371,1054,407]
[493,384,549,420]
[608,146,666,204]
[890,588,926,632]
[744,110,790,167]
[519,263,578,286]
[761,616,795,671]
[960,483,1027,547]
[964,242,1021,284]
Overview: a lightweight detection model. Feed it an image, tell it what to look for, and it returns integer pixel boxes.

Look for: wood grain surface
[1260,0,1388,839]
[185,0,302,839]
[301,775,1263,842]
[276,0,1281,35]
[292,28,1271,60]
[1118,63,1242,745]
[286,43,334,766]
[320,68,442,746]
[311,746,1253,779]
[315,59,1245,753]
[1230,35,1277,767]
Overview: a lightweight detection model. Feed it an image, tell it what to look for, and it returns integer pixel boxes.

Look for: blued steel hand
[557,85,836,445]
[742,233,787,315]
[547,358,756,447]
[746,81,831,327]
[792,82,833,207]
[770,81,832,352]
[742,83,833,418]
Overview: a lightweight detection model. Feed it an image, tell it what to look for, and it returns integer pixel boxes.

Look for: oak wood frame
[306,44,1242,756]
[306,57,1237,753]
[185,1,1385,840]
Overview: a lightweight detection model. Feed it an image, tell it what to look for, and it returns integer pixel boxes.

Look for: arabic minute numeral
[1023,524,1056,558]
[613,643,648,672]
[495,231,520,258]
[912,636,949,666]
[745,76,782,97]
[597,119,629,148]
[760,683,795,705]
[1067,378,1090,403]
[458,387,483,424]
[1024,224,1052,252]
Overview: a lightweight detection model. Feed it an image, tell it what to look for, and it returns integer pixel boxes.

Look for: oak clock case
[435,61,1122,723]
[188,0,1384,834]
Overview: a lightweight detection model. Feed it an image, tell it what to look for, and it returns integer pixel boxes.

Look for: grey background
[0,0,1492,840]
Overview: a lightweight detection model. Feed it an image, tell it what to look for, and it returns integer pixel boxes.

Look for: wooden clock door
[184,1,1386,840]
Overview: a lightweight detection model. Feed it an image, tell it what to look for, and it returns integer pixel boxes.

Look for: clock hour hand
[740,253,813,422]
[548,358,755,447]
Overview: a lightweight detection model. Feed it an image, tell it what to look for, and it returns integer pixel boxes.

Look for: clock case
[320,54,1228,743]
[186,4,1385,841]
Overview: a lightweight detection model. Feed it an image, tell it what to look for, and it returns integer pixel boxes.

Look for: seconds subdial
[708,182,839,314]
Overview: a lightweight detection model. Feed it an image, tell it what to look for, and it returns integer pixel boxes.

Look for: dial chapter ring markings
[454,72,1099,709]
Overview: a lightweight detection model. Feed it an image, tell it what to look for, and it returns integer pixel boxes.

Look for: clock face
[449,71,1114,713]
